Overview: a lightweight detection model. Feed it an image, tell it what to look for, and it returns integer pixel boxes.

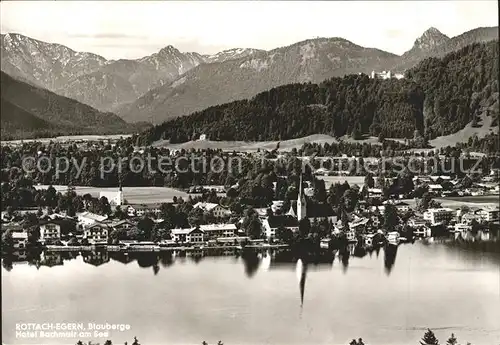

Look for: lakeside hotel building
[423,208,454,225]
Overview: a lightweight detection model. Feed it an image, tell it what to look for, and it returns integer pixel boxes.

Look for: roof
[171,227,198,235]
[426,208,453,213]
[254,208,269,216]
[193,202,226,212]
[128,204,161,210]
[394,202,410,206]
[266,215,299,229]
[199,224,237,231]
[428,184,443,189]
[307,203,336,218]
[12,231,28,240]
[77,212,108,222]
[107,219,135,228]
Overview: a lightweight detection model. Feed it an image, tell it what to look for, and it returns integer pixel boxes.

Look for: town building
[199,224,237,240]
[476,207,499,222]
[170,227,205,244]
[287,175,337,223]
[428,184,444,195]
[262,215,299,240]
[423,208,454,225]
[370,70,404,80]
[83,223,109,244]
[77,212,108,227]
[108,219,136,232]
[40,221,62,242]
[11,229,28,249]
[193,202,232,218]
[126,204,162,217]
[394,201,411,213]
[367,188,383,199]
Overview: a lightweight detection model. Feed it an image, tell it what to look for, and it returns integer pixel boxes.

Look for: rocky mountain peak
[412,27,450,52]
[158,45,180,56]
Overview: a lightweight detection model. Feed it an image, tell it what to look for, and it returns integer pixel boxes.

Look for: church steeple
[297,173,307,220]
[118,180,124,205]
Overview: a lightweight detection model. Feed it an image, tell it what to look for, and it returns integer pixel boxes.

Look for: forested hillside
[134,40,498,145]
[406,40,499,137]
[0,72,150,140]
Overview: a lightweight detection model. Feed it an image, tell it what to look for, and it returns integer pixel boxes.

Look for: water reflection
[241,249,260,278]
[383,245,398,275]
[296,259,307,308]
[2,240,499,279]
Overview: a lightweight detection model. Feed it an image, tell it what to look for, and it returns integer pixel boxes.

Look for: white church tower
[117,184,124,206]
[297,174,307,220]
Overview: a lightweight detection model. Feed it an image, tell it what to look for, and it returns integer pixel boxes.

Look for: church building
[287,175,337,224]
[99,185,124,206]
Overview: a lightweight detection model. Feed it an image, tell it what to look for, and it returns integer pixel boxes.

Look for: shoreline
[41,244,290,252]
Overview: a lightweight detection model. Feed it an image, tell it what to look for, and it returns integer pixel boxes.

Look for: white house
[428,184,443,195]
[193,202,232,218]
[476,207,499,222]
[84,223,109,244]
[394,202,411,213]
[40,221,62,242]
[199,223,237,240]
[12,230,28,249]
[127,204,161,217]
[423,208,454,225]
[170,227,204,244]
[367,188,383,198]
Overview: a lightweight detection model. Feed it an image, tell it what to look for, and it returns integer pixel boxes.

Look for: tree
[446,333,458,345]
[420,329,439,345]
[384,204,399,231]
[276,226,293,244]
[364,173,375,188]
[244,214,262,239]
[299,218,311,237]
[417,192,432,212]
[351,122,362,140]
[2,230,14,252]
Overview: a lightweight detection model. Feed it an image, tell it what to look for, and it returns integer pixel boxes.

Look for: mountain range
[1,26,498,129]
[0,33,263,112]
[134,40,498,145]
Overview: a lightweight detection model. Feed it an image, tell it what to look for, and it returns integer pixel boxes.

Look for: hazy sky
[1,1,498,60]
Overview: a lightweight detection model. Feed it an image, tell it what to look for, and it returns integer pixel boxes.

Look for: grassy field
[152,134,339,152]
[151,117,497,153]
[34,185,191,204]
[2,134,132,145]
[429,113,497,148]
[403,195,499,209]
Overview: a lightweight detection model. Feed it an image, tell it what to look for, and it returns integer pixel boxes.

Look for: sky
[0,1,498,60]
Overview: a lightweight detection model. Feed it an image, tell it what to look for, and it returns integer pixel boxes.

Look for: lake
[2,242,500,345]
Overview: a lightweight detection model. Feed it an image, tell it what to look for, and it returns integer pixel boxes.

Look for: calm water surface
[2,242,500,345]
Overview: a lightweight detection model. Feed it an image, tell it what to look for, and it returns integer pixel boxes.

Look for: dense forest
[406,40,499,137]
[134,40,498,146]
